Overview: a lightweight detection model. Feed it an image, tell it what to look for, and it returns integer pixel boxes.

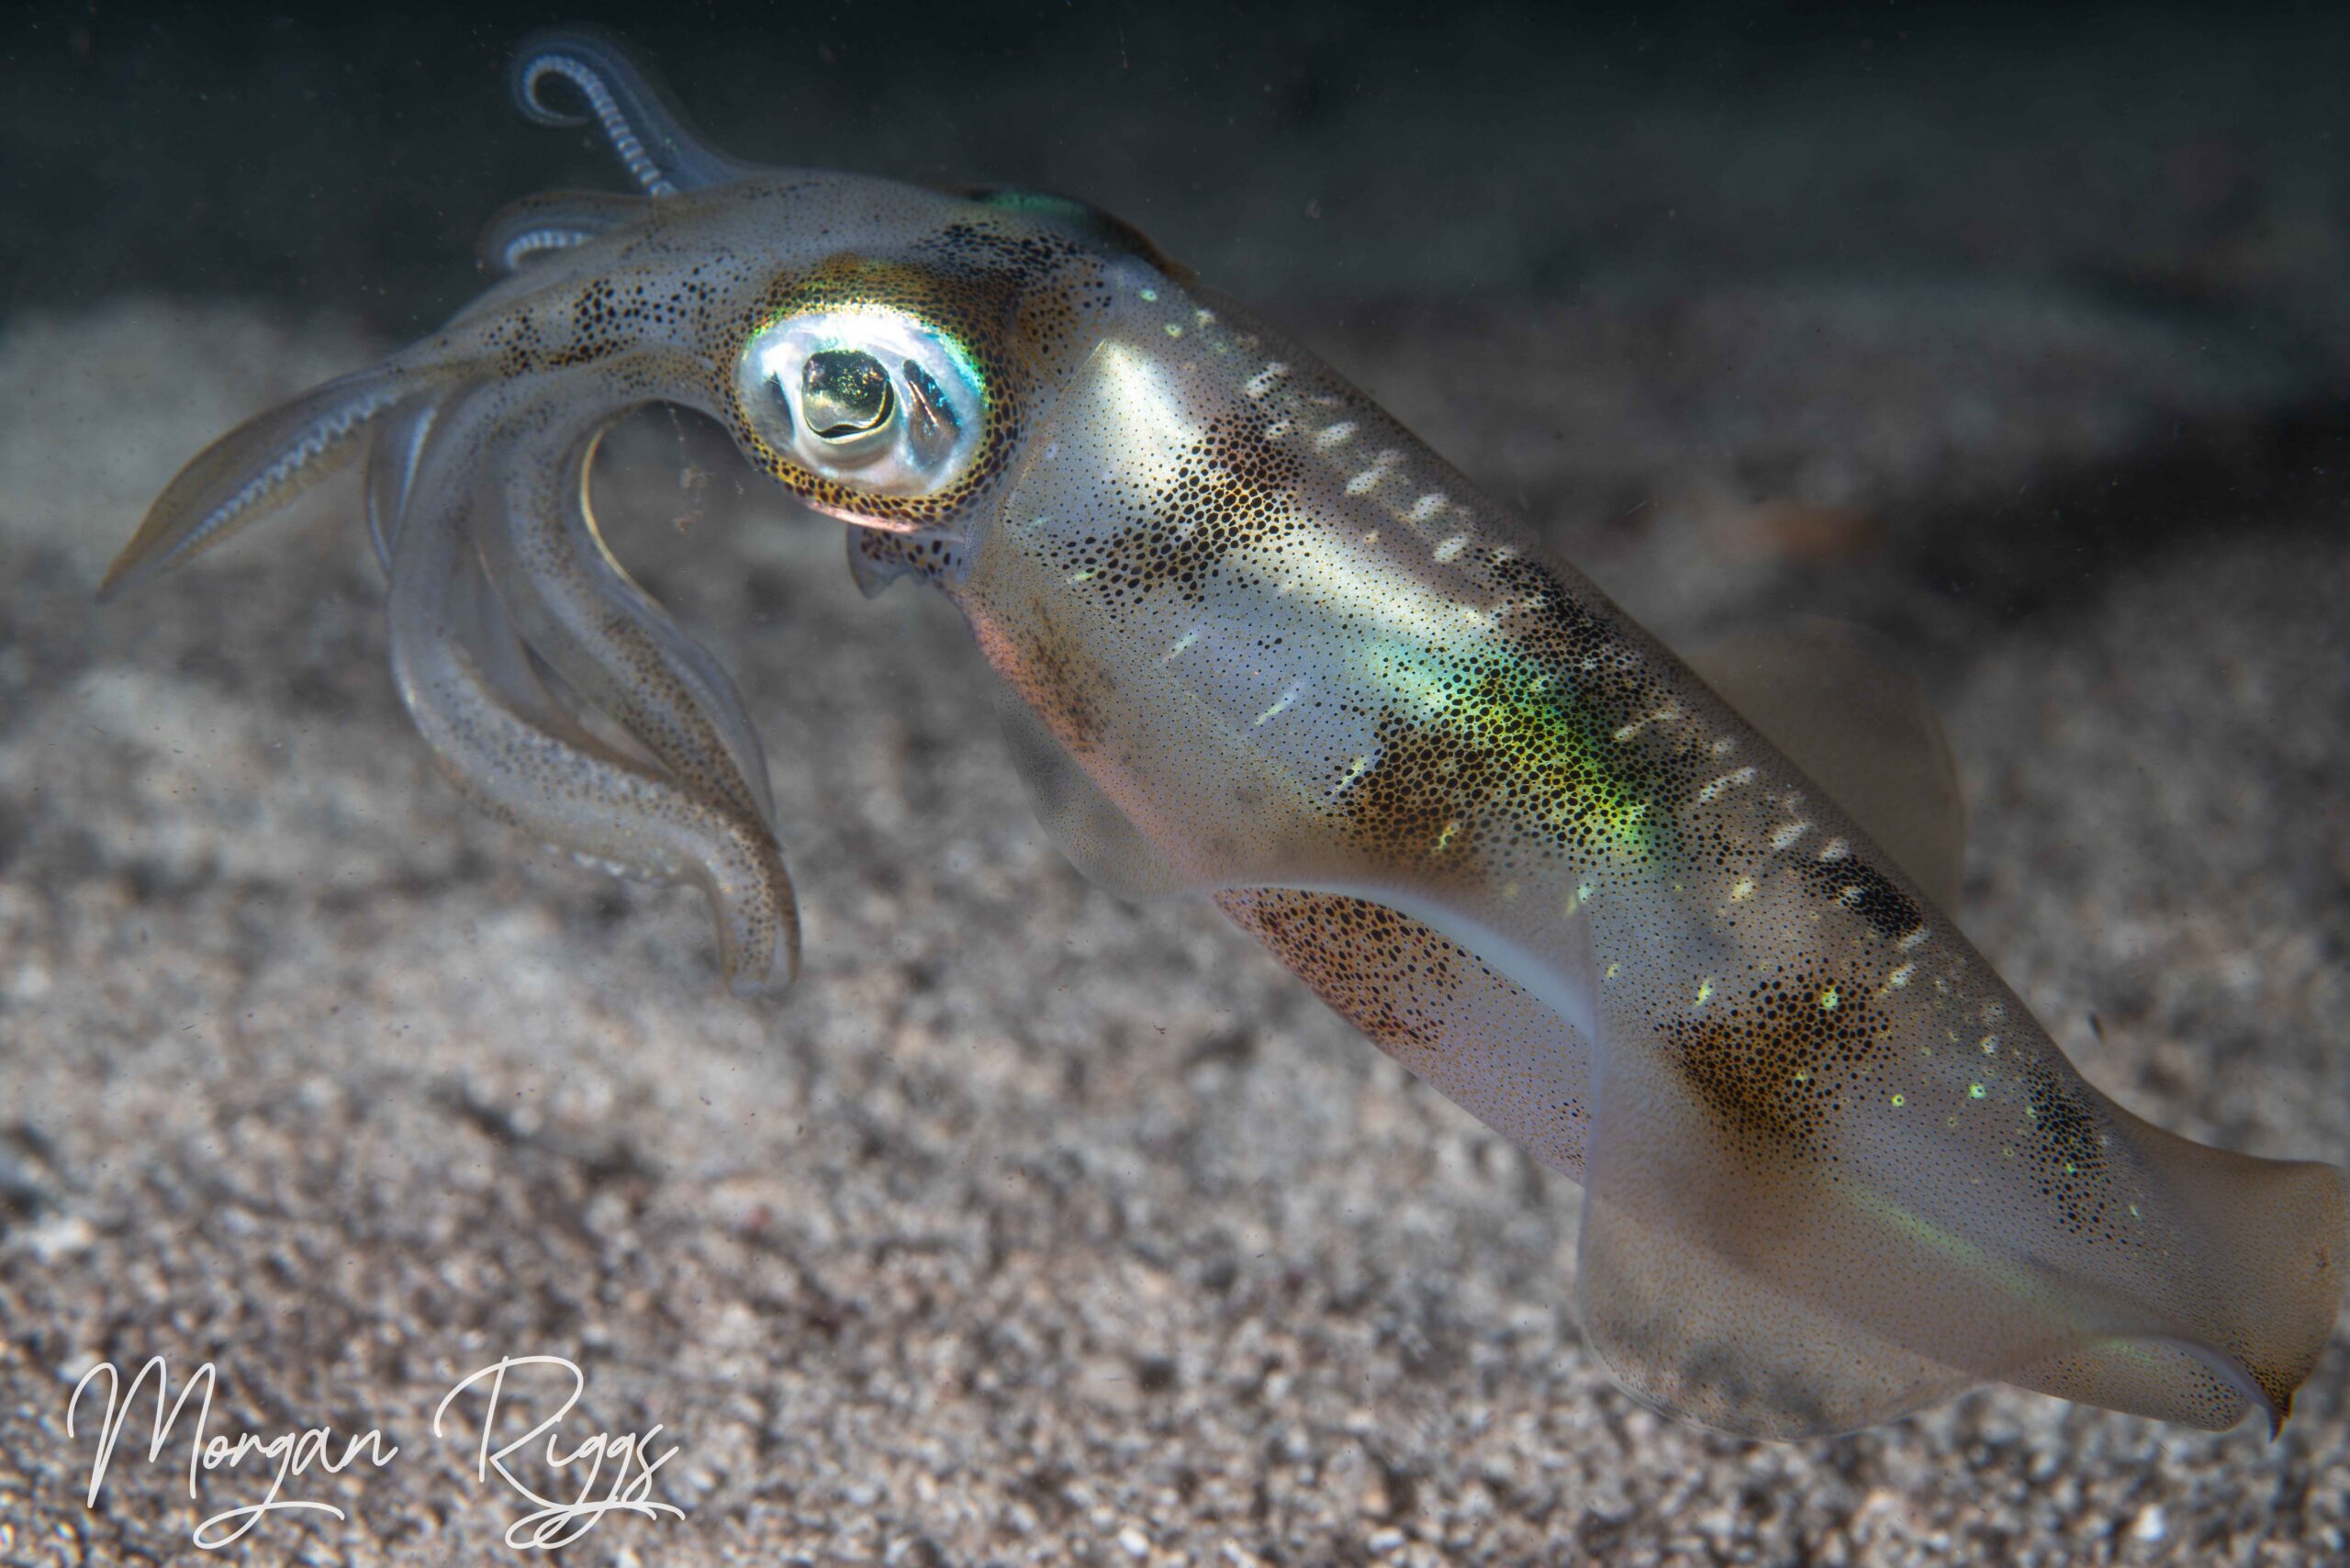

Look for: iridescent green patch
[963,185,1180,273]
[1342,654,1661,870]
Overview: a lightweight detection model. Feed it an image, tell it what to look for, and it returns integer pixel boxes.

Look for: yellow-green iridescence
[1012,372,1675,883]
[1338,645,1659,869]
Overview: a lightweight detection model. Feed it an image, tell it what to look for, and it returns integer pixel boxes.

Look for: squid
[102,28,2344,1439]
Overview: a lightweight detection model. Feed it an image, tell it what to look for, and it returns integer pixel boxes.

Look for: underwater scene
[3,2,2347,1562]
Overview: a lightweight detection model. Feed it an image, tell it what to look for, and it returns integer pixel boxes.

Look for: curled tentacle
[469,402,778,831]
[477,190,653,276]
[510,28,760,196]
[388,409,799,995]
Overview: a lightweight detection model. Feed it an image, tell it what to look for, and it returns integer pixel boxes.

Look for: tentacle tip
[725,946,800,1000]
[722,911,802,1001]
[727,972,786,1002]
[95,543,159,604]
[94,562,136,605]
[508,27,610,128]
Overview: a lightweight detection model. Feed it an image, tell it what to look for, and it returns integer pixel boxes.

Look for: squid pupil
[802,350,893,438]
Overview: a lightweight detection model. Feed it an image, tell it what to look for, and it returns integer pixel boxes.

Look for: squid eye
[735,308,985,501]
[802,350,894,439]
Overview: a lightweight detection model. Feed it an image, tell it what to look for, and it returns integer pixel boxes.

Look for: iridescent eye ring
[735,308,983,496]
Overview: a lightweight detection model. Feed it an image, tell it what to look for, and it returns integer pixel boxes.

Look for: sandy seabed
[0,283,2344,1565]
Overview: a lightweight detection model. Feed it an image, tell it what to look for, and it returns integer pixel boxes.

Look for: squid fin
[1578,1181,1975,1437]
[1573,938,2348,1437]
[1555,912,1966,1437]
[1684,618,1965,911]
[2002,1113,2346,1432]
[99,364,407,601]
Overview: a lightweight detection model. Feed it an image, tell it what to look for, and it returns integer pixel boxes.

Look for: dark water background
[16,0,2349,622]
[10,2,2349,330]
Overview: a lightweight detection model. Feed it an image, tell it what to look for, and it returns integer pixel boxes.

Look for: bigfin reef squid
[100,28,2345,1440]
